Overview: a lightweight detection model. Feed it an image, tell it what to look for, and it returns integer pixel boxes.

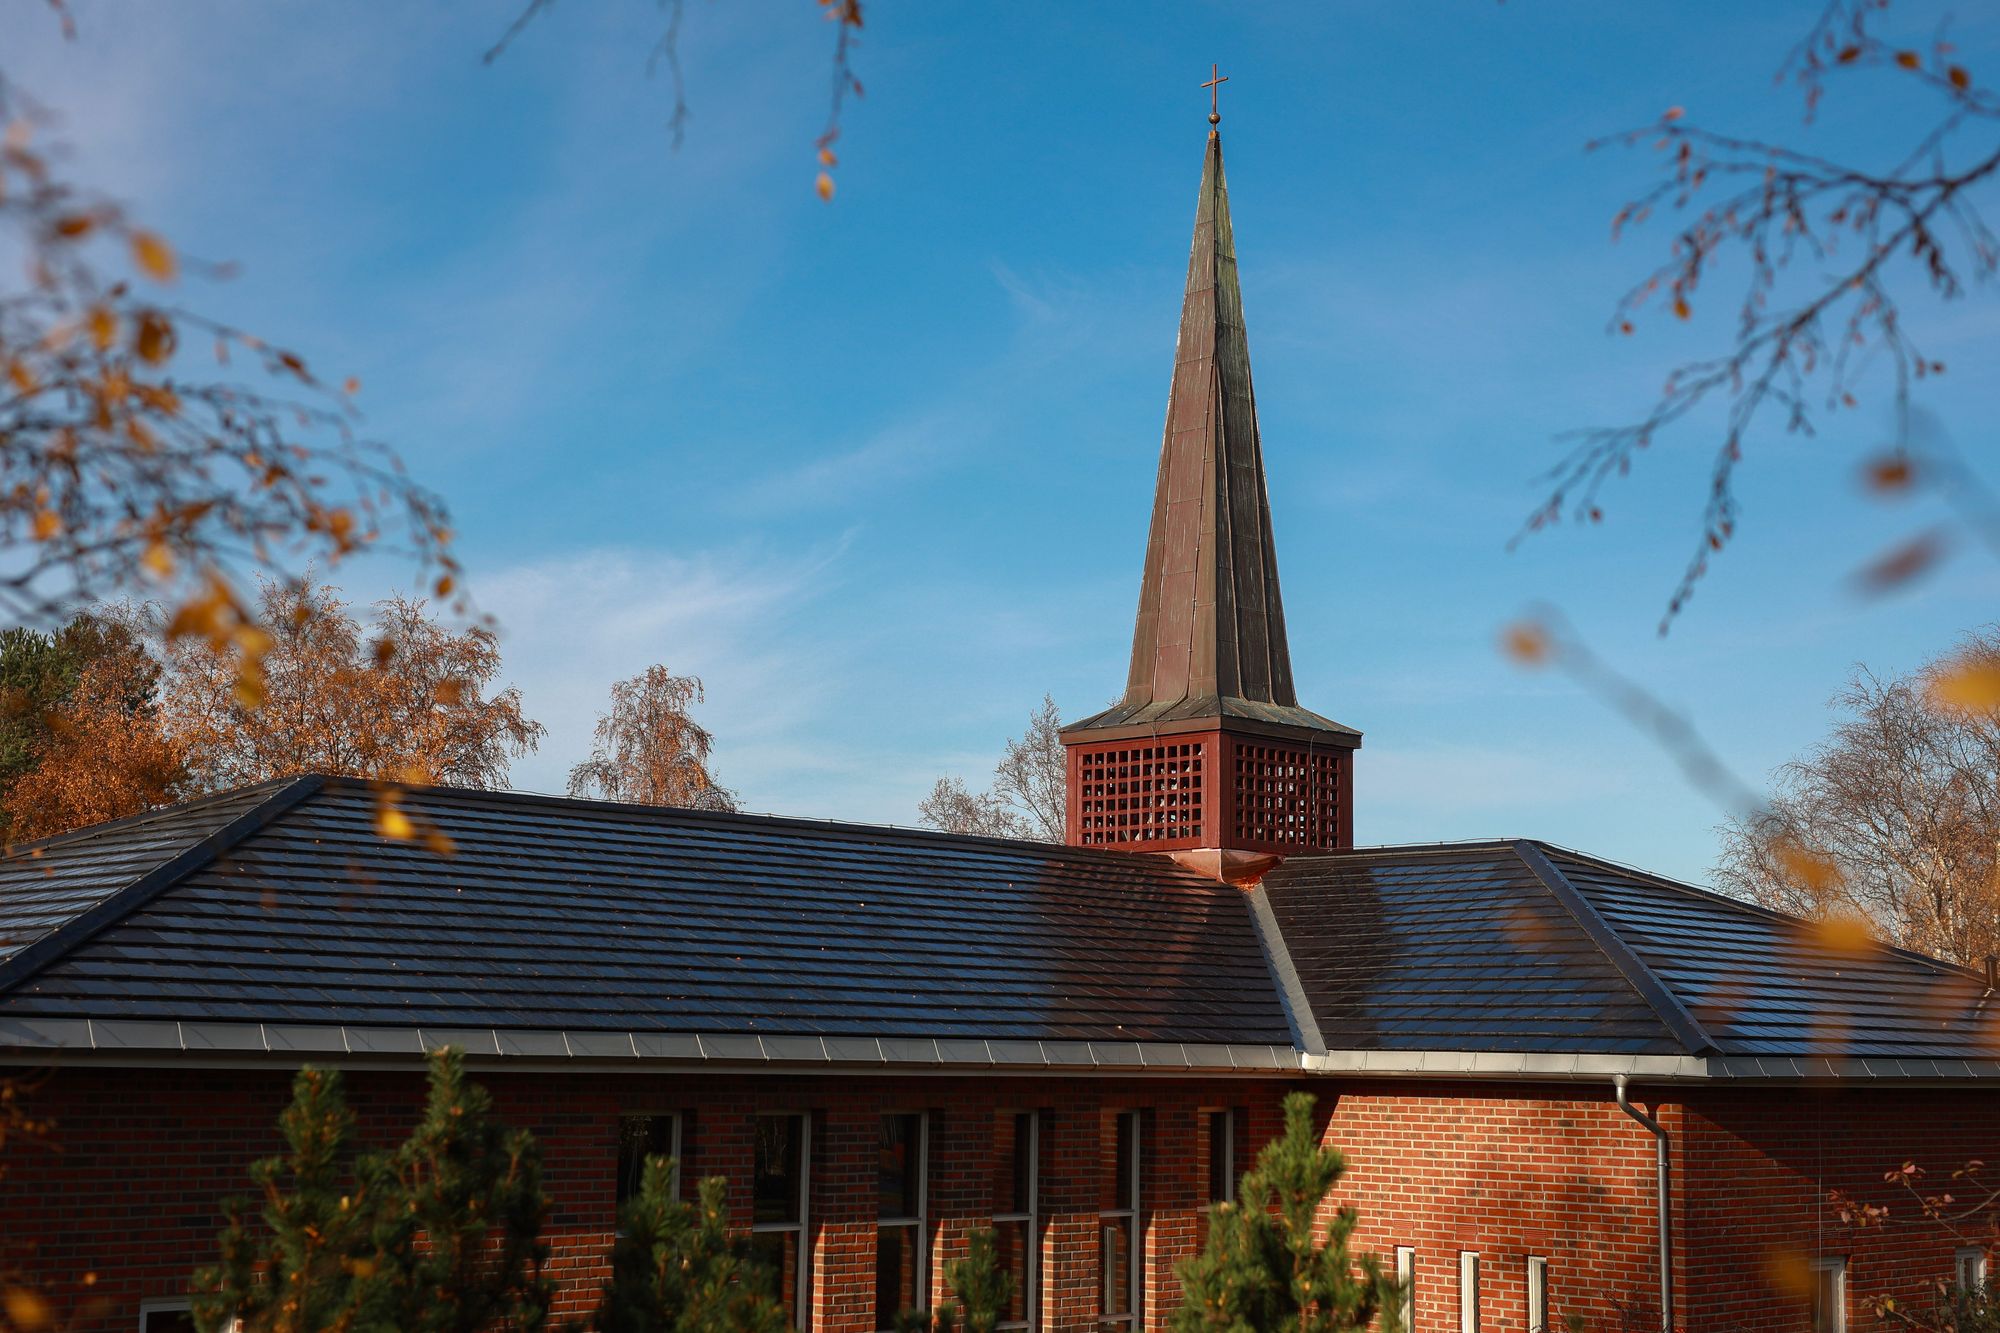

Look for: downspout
[1614,1075,1674,1333]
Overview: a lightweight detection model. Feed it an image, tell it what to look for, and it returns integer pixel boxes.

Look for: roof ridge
[0,774,327,997]
[304,776,1229,879]
[1512,839,1718,1057]
[1537,840,1981,984]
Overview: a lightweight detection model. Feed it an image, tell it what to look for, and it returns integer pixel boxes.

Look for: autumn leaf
[1811,914,1876,954]
[1851,530,1946,594]
[1895,50,1922,70]
[1498,621,1552,667]
[1774,838,1843,892]
[86,305,117,351]
[31,510,59,542]
[1929,658,2000,714]
[131,230,177,282]
[134,310,176,365]
[816,171,835,202]
[1672,296,1691,320]
[1949,66,1972,90]
[141,541,175,579]
[2,1286,51,1331]
[377,797,415,841]
[1861,455,1915,493]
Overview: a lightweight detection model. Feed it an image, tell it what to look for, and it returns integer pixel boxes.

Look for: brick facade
[5,1066,1999,1333]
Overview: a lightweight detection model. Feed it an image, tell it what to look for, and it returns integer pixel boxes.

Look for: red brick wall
[0,1064,1282,1333]
[1681,1087,2000,1333]
[9,1066,1998,1333]
[1314,1082,1678,1333]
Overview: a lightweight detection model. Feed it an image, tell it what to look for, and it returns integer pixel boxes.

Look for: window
[1099,1110,1143,1330]
[137,1304,196,1333]
[1959,1246,1989,1292]
[1811,1256,1847,1333]
[752,1113,812,1329]
[1204,1108,1238,1206]
[877,1113,928,1330]
[1526,1256,1549,1333]
[1395,1247,1417,1332]
[616,1113,681,1209]
[1458,1252,1479,1333]
[994,1111,1041,1331]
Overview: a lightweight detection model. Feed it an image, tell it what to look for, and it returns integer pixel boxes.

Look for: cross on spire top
[1202,63,1228,126]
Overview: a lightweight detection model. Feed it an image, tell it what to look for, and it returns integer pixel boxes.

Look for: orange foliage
[3,648,183,843]
[162,578,542,793]
[567,665,732,810]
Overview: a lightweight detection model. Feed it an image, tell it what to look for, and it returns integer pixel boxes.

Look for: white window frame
[1958,1246,1989,1292]
[1526,1255,1548,1333]
[1099,1109,1143,1328]
[876,1111,930,1332]
[752,1111,813,1331]
[1458,1252,1479,1333]
[1395,1247,1417,1332]
[1203,1107,1237,1207]
[615,1111,683,1210]
[137,1304,237,1333]
[1811,1256,1847,1333]
[995,1111,1040,1333]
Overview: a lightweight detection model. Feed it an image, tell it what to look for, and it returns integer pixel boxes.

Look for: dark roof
[0,775,1293,1046]
[1263,841,1995,1061]
[1066,129,1356,746]
[4,780,1995,1074]
[0,779,295,964]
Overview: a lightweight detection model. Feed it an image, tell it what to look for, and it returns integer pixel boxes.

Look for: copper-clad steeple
[1061,119,1359,882]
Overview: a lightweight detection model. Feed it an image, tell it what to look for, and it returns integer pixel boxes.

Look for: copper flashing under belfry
[1169,847,1283,886]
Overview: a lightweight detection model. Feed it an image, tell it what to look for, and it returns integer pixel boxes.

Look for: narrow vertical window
[616,1113,681,1210]
[877,1113,928,1330]
[752,1113,812,1330]
[994,1111,1040,1331]
[1525,1256,1548,1333]
[1458,1252,1479,1333]
[1204,1108,1237,1206]
[1958,1246,1989,1292]
[1395,1247,1416,1332]
[1812,1257,1847,1333]
[1099,1110,1143,1330]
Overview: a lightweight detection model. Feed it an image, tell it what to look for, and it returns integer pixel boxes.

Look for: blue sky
[13,1,2000,883]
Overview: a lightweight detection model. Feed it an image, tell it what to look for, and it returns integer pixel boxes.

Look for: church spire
[1061,116,1360,883]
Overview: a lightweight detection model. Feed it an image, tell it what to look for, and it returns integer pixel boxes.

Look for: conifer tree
[192,1066,377,1332]
[355,1047,553,1333]
[594,1158,788,1333]
[896,1229,1014,1333]
[1171,1093,1399,1333]
[192,1049,552,1333]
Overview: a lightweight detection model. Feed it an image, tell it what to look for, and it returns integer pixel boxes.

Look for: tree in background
[1716,630,2000,967]
[1171,1092,1396,1333]
[193,1049,552,1333]
[0,612,183,842]
[919,695,1064,842]
[568,665,735,811]
[162,577,543,795]
[594,1159,787,1333]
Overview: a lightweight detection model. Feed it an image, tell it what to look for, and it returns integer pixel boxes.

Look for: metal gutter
[11,1018,2000,1084]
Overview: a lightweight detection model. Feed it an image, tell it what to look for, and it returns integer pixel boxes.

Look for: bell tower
[1060,109,1359,884]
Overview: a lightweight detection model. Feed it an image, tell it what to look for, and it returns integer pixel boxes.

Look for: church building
[5,112,2000,1333]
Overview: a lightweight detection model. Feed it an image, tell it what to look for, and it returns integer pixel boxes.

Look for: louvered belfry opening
[1061,125,1359,883]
